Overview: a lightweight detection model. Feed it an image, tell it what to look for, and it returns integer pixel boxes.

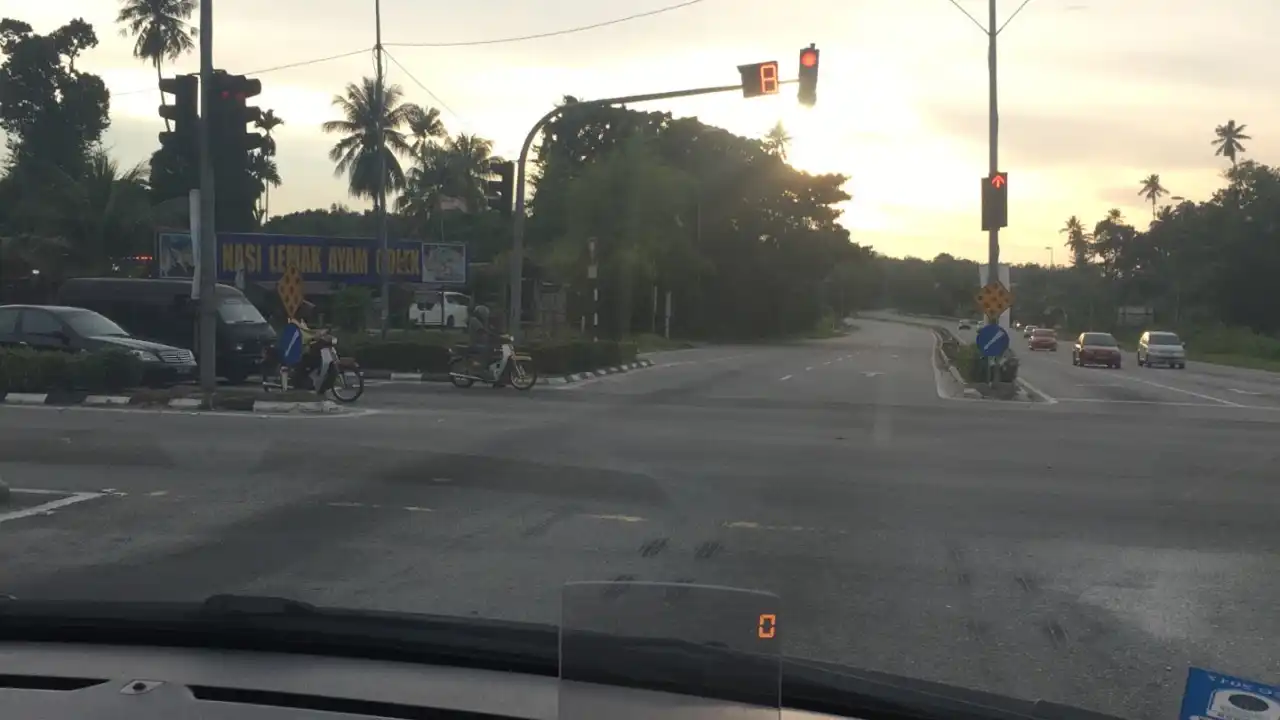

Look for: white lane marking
[147,490,169,497]
[1111,374,1243,407]
[0,490,105,525]
[862,371,883,378]
[723,521,845,534]
[584,514,647,523]
[780,375,793,381]
[1230,388,1264,396]
[1054,398,1225,407]
[805,367,814,371]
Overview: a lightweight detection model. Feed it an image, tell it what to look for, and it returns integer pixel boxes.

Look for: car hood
[88,335,184,353]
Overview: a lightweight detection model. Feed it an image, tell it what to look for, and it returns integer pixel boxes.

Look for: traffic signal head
[981,172,1008,231]
[486,160,515,215]
[211,72,266,151]
[738,61,780,99]
[798,44,819,107]
[158,74,199,168]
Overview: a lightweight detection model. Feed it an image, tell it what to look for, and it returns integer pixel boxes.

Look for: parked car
[0,304,197,386]
[1028,327,1058,351]
[1137,331,1186,369]
[1073,331,1122,369]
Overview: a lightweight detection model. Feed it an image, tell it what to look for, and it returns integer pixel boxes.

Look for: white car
[409,291,471,328]
[958,319,972,330]
[1137,330,1186,369]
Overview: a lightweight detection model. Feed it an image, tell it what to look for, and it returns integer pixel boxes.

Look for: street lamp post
[1044,245,1053,268]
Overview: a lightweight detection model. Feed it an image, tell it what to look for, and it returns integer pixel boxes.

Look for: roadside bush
[0,348,144,393]
[342,334,637,375]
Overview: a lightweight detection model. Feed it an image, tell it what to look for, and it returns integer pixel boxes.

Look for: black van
[57,278,276,383]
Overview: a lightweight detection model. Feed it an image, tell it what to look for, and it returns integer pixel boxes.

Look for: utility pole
[374,0,390,339]
[986,0,1000,314]
[197,0,217,397]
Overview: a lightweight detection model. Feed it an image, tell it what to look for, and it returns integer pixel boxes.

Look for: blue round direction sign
[279,322,304,366]
[976,323,1010,357]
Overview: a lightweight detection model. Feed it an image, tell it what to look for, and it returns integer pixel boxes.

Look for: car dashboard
[0,641,843,720]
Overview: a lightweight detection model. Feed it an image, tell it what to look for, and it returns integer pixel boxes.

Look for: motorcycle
[448,335,537,391]
[262,329,365,403]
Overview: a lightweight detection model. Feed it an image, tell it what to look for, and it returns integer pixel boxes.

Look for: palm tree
[41,152,152,274]
[1138,173,1167,219]
[405,105,447,157]
[1060,215,1090,267]
[321,77,415,210]
[762,121,791,160]
[1211,120,1250,166]
[116,0,198,132]
[254,109,284,216]
[247,151,282,223]
[255,109,284,155]
[395,133,495,235]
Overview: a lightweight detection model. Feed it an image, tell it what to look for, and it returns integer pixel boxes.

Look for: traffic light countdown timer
[981,172,1008,231]
[737,44,820,105]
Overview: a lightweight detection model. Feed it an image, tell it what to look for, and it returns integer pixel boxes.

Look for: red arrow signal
[990,173,1007,189]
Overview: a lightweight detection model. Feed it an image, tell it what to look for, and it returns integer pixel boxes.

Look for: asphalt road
[2,318,1279,720]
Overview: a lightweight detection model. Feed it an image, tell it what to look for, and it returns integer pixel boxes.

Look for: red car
[1073,331,1122,368]
[1028,328,1058,351]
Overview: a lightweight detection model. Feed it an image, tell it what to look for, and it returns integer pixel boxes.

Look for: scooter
[448,335,537,391]
[262,330,365,403]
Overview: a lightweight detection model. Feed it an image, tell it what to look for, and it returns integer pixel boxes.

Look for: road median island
[349,333,650,385]
[0,384,340,414]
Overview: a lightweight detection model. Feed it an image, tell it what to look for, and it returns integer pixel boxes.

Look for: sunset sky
[18,0,1280,264]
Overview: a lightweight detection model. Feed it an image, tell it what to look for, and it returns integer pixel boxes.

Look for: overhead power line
[112,48,373,97]
[385,0,710,48]
[382,50,465,126]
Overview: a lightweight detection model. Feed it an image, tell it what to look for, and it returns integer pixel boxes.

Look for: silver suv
[1137,330,1186,369]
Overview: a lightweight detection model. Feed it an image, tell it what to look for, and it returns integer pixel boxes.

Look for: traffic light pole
[986,0,1000,325]
[507,79,799,340]
[197,0,217,398]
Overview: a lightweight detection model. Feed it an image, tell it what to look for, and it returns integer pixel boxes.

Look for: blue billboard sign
[155,232,467,285]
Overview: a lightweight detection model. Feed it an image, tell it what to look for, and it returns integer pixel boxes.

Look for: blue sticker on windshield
[1181,667,1280,720]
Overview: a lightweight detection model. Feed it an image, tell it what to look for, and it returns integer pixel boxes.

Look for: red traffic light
[800,49,818,68]
[989,173,1007,189]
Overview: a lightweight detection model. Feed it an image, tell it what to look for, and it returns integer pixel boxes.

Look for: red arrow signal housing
[989,172,1007,188]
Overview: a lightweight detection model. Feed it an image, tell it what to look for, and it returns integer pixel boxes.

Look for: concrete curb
[360,359,656,386]
[0,391,339,414]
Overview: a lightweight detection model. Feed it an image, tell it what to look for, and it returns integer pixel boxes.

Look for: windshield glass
[1082,333,1117,346]
[216,295,267,324]
[62,308,128,337]
[1148,332,1181,345]
[6,9,1278,720]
